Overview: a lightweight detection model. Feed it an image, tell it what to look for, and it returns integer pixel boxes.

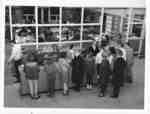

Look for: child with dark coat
[111,49,126,98]
[71,53,85,92]
[24,49,40,99]
[97,51,111,97]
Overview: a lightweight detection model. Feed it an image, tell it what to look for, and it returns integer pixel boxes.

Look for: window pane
[5,6,11,42]
[84,8,101,23]
[12,27,36,43]
[61,26,81,41]
[103,8,128,33]
[128,39,140,52]
[38,7,59,24]
[5,26,11,43]
[129,24,143,37]
[132,8,145,21]
[122,17,128,32]
[62,8,81,24]
[12,6,35,24]
[5,6,9,24]
[83,26,100,40]
[38,27,59,42]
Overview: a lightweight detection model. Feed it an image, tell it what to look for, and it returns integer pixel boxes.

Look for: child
[24,49,40,99]
[85,52,95,89]
[72,51,85,91]
[111,49,126,98]
[43,54,58,97]
[97,51,111,97]
[58,52,71,96]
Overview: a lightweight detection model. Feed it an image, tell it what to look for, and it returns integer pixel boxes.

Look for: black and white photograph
[2,0,148,110]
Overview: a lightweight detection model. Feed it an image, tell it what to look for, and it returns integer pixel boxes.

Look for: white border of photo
[0,0,149,114]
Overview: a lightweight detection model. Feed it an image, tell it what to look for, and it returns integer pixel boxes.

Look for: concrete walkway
[4,58,144,109]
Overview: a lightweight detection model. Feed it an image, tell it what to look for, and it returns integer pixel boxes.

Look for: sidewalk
[4,58,145,109]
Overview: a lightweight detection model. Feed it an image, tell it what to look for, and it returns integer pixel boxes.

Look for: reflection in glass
[5,6,11,42]
[84,8,101,23]
[132,8,145,21]
[62,8,81,24]
[12,27,36,43]
[103,8,128,33]
[38,7,59,24]
[5,6,9,24]
[38,27,59,42]
[83,26,100,40]
[62,26,80,41]
[129,24,142,37]
[12,6,35,24]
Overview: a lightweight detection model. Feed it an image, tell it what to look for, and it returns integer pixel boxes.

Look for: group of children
[8,33,134,100]
[86,34,134,98]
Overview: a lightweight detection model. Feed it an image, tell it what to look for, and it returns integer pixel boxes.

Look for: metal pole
[9,6,13,41]
[80,7,84,49]
[120,15,123,33]
[35,6,38,49]
[41,8,44,24]
[100,8,104,37]
[126,8,132,42]
[138,21,145,57]
[48,7,51,23]
[59,7,62,46]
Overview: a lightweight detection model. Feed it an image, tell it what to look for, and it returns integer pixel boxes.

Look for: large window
[5,6,145,53]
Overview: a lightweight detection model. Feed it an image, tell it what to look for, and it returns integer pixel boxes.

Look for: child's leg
[63,83,68,94]
[28,80,34,97]
[89,74,93,88]
[33,80,39,97]
[127,64,133,83]
[51,77,55,95]
[86,73,90,88]
[101,83,107,95]
[112,85,120,98]
[49,77,55,96]
[48,78,52,94]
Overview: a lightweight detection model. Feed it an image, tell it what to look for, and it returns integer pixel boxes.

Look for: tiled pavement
[4,58,145,109]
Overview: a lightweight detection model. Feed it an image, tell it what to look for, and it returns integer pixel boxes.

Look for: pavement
[4,58,145,109]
